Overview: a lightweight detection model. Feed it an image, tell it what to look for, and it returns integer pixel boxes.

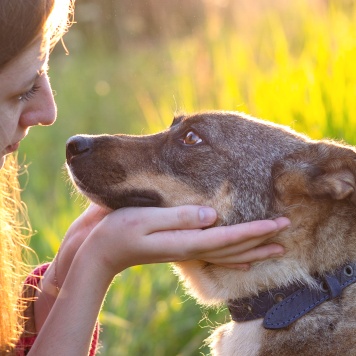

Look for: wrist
[33,263,58,332]
[78,219,136,278]
[30,251,113,356]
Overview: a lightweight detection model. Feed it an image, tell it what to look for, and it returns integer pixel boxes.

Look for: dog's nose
[66,135,92,163]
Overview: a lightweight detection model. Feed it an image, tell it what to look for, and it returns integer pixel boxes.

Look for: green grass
[18,1,356,355]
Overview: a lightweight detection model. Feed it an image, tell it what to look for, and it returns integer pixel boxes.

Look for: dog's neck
[227,262,356,329]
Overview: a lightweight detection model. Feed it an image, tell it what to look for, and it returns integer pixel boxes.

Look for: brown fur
[66,111,356,355]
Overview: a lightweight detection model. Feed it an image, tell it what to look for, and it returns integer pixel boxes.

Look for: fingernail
[199,207,217,224]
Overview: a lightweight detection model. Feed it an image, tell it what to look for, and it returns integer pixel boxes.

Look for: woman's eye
[182,131,203,145]
[18,84,41,102]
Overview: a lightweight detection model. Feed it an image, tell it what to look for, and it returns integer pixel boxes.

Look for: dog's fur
[66,111,356,355]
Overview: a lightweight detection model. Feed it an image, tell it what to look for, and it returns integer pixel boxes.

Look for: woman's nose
[19,74,57,128]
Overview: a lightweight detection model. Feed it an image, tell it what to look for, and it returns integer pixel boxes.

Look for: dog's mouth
[67,162,163,210]
[75,185,162,210]
[110,190,162,209]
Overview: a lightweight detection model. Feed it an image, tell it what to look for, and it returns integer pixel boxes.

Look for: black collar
[227,262,356,329]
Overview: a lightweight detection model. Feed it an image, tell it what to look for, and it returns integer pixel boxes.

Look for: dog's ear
[273,141,356,206]
[171,114,185,127]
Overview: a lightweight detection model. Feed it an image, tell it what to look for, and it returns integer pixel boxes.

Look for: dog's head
[66,111,309,223]
[66,111,356,304]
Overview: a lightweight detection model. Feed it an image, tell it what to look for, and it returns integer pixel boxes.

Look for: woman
[0,0,289,355]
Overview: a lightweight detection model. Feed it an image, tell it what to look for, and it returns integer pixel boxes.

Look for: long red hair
[0,0,74,350]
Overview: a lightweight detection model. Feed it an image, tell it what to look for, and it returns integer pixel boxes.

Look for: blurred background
[19,0,356,355]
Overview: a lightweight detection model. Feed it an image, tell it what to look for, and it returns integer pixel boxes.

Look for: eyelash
[18,84,41,102]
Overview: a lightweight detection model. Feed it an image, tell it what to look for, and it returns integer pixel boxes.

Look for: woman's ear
[272,141,356,206]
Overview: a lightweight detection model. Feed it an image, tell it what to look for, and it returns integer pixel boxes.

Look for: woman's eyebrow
[23,65,47,89]
[22,71,41,89]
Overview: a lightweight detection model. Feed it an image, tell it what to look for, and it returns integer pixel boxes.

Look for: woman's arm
[29,205,289,355]
[33,204,110,332]
[29,250,111,356]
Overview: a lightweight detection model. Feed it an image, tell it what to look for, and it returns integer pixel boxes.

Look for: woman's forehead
[0,39,47,91]
[1,37,47,70]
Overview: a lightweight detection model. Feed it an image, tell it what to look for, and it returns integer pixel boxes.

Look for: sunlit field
[19,1,356,355]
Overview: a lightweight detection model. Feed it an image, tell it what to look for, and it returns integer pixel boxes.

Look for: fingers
[108,205,217,234]
[272,217,291,232]
[84,203,112,222]
[209,242,284,266]
[140,216,289,266]
[89,206,290,271]
[197,231,281,257]
[173,217,289,266]
[109,207,290,241]
[230,217,290,241]
[187,217,290,253]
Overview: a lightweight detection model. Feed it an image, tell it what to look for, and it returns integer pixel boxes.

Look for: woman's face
[0,39,56,168]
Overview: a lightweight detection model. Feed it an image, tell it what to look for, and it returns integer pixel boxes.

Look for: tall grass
[18,1,356,355]
[137,0,356,143]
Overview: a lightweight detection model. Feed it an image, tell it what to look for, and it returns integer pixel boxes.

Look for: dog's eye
[182,131,202,145]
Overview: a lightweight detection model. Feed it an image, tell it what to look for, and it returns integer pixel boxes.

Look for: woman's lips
[5,141,20,154]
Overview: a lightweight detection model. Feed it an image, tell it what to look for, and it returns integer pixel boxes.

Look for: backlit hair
[0,155,31,352]
[0,0,74,350]
[0,0,74,69]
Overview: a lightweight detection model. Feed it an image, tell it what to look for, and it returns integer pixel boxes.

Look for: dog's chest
[209,319,263,356]
[209,297,356,355]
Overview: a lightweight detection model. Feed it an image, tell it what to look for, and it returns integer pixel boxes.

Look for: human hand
[82,206,289,278]
[34,205,288,333]
[55,203,111,287]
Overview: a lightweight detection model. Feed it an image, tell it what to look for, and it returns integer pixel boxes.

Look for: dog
[66,111,356,355]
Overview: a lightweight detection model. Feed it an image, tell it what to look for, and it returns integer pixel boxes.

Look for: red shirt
[16,263,100,355]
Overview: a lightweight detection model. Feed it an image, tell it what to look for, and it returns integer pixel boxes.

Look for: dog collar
[227,262,356,329]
